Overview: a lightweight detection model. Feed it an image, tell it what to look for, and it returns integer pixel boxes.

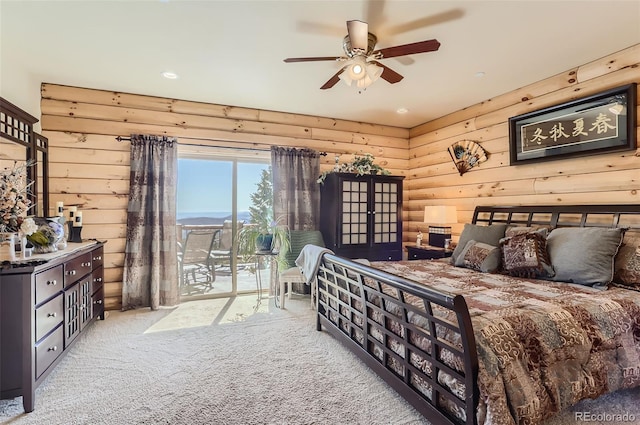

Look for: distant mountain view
[177,211,252,225]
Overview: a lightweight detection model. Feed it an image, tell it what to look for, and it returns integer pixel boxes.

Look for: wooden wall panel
[406,44,640,243]
[40,85,410,311]
[40,44,639,310]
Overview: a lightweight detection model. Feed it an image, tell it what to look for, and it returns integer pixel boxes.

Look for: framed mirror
[0,97,49,217]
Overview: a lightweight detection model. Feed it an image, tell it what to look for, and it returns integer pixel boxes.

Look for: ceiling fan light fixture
[340,59,382,89]
[345,56,367,80]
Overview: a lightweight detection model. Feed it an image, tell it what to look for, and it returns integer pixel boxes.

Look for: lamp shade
[424,205,457,224]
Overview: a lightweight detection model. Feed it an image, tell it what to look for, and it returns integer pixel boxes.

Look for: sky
[177,158,269,214]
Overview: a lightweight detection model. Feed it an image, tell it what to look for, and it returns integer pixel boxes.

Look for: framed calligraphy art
[509,83,636,165]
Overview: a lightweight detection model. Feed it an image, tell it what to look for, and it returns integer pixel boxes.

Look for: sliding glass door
[176,149,271,301]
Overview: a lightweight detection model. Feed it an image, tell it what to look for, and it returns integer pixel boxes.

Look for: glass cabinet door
[341,179,369,246]
[373,181,399,244]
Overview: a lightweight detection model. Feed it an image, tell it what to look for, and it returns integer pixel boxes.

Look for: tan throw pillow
[500,232,554,278]
[451,223,507,264]
[505,226,551,238]
[613,232,640,288]
[454,240,501,273]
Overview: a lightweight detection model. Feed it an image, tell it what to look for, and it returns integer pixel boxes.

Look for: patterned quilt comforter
[369,259,640,425]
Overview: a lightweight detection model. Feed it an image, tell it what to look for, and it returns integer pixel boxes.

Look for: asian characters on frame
[521,106,619,153]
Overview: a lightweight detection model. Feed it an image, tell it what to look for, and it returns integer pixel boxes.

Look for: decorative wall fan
[283,20,440,90]
[448,140,489,176]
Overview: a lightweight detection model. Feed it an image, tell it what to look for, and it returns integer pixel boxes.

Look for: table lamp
[423,206,457,248]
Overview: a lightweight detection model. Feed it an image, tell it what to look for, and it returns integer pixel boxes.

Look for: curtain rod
[115,136,327,155]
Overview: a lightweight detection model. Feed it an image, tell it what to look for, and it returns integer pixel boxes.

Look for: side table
[406,245,452,260]
[254,251,278,303]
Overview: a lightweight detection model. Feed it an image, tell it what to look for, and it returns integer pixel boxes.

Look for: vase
[0,232,17,260]
[32,243,58,254]
[256,234,273,253]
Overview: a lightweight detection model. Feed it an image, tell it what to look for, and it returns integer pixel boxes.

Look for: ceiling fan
[283,20,440,90]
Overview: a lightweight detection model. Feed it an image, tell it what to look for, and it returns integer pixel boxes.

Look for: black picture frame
[509,83,636,165]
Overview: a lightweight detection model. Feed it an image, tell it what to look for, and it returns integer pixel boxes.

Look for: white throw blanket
[294,244,334,284]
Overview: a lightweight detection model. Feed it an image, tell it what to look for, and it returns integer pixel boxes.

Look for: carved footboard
[315,254,479,425]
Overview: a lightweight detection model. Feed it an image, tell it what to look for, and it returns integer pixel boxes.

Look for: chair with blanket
[276,230,325,309]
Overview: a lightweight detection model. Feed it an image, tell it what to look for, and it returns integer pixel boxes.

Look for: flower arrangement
[317,152,390,184]
[0,161,33,233]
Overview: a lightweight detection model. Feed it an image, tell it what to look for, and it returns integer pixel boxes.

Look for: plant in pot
[236,217,291,272]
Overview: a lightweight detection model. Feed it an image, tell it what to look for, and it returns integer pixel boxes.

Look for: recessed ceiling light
[475,71,485,78]
[161,71,179,80]
[396,107,409,114]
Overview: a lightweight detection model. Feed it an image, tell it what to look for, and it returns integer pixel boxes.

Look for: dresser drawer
[91,247,104,269]
[64,252,92,287]
[35,265,63,306]
[35,325,63,379]
[92,285,105,320]
[91,267,104,294]
[35,293,64,342]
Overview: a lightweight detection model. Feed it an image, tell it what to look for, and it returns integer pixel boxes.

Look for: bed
[312,205,640,425]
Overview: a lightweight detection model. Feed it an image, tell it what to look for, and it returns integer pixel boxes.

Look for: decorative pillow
[454,240,501,273]
[505,226,551,238]
[451,223,508,264]
[546,227,624,287]
[613,232,640,289]
[500,232,554,278]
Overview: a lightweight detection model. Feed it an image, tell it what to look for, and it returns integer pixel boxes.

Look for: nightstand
[406,245,452,260]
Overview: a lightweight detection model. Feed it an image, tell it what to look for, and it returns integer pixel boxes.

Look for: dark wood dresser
[0,241,105,412]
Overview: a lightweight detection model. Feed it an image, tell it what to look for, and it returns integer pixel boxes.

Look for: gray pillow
[451,223,508,263]
[546,227,624,287]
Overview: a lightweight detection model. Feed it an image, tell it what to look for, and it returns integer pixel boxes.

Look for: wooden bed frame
[314,204,640,425]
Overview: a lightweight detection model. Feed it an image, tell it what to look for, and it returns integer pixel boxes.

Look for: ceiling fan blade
[385,9,464,36]
[320,69,345,90]
[373,39,440,59]
[365,0,386,30]
[371,61,403,84]
[347,20,369,51]
[284,56,343,63]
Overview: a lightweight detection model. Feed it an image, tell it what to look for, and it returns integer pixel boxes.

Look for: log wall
[406,44,640,243]
[39,44,639,311]
[39,85,410,311]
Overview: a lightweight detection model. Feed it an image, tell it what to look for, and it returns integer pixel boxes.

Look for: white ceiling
[1,0,639,129]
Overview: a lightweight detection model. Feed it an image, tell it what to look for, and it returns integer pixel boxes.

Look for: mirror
[0,98,48,217]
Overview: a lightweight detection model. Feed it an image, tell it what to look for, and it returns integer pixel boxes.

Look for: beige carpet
[0,296,638,425]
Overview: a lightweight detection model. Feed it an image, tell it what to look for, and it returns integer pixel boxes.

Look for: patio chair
[177,230,218,295]
[210,220,244,274]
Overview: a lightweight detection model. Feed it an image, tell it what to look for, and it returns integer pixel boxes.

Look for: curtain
[122,134,178,310]
[271,146,322,231]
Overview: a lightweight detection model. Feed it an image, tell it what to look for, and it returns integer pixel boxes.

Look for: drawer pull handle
[94,278,103,283]
[81,262,91,267]
[94,299,103,305]
[48,346,58,352]
[47,312,57,318]
[67,270,77,276]
[47,280,57,285]
[93,256,102,261]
